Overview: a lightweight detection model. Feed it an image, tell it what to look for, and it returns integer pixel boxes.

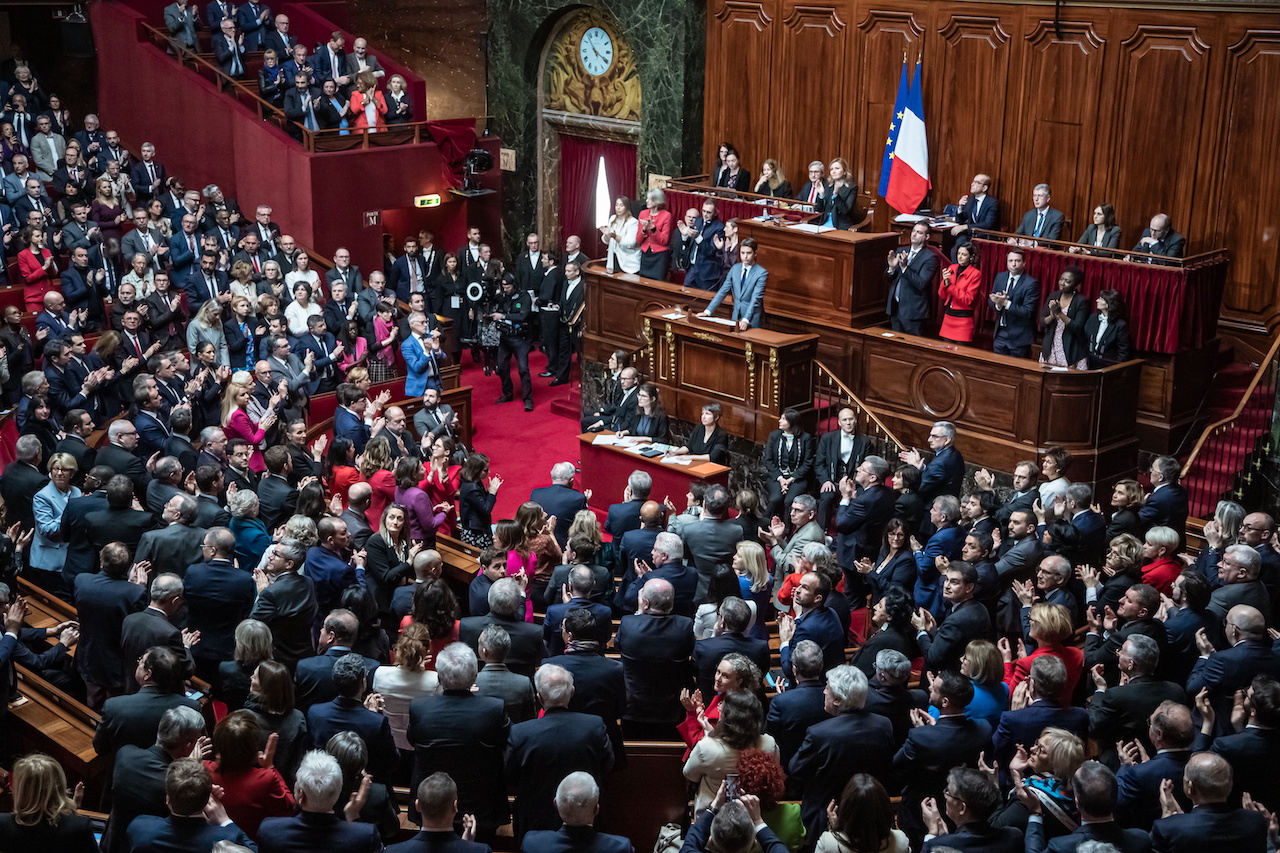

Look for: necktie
[1034,211,1045,238]
[147,162,156,184]
[808,183,817,204]
[423,338,437,381]
[740,266,747,288]
[410,258,420,291]
[188,234,195,254]
[206,275,216,300]
[130,333,140,354]
[1000,276,1016,327]
[318,336,333,378]
[142,232,152,251]
[251,254,260,274]
[973,197,981,220]
[331,51,339,80]
[13,115,22,142]
[230,39,243,75]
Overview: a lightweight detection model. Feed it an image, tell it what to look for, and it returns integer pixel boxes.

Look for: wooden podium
[638,309,818,444]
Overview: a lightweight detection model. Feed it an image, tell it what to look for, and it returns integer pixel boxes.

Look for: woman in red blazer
[17,225,57,312]
[937,243,983,344]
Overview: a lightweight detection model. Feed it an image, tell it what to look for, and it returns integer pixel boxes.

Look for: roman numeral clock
[578,26,614,76]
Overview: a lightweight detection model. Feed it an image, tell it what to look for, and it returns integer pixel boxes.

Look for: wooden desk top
[639,308,819,349]
[576,432,730,480]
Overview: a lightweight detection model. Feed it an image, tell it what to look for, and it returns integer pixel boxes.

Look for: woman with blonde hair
[216,618,274,712]
[1000,602,1082,700]
[229,260,256,302]
[258,260,288,307]
[817,157,856,229]
[0,753,95,850]
[90,173,128,242]
[223,379,280,471]
[350,70,387,132]
[188,298,230,366]
[385,73,412,124]
[601,195,640,274]
[753,158,793,199]
[989,726,1084,833]
[733,540,772,638]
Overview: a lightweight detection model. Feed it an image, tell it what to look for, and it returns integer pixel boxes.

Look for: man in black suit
[459,578,547,678]
[1089,633,1188,764]
[1149,752,1268,853]
[258,752,383,853]
[408,642,510,841]
[307,653,398,784]
[864,649,915,744]
[225,438,261,494]
[103,705,206,853]
[125,759,255,852]
[894,671,994,844]
[392,771,495,853]
[1115,700,1194,828]
[1085,584,1169,682]
[1196,674,1280,812]
[529,462,589,547]
[93,646,201,755]
[136,493,206,576]
[914,562,992,675]
[815,406,871,528]
[183,527,254,681]
[919,767,1022,853]
[507,664,615,837]
[583,367,639,433]
[1187,603,1280,736]
[617,532,699,617]
[1063,482,1108,568]
[764,640,829,789]
[96,419,153,502]
[258,445,299,530]
[1012,183,1065,245]
[535,254,565,379]
[73,540,149,708]
[885,221,937,336]
[541,608,627,761]
[55,409,97,486]
[992,655,1088,769]
[1025,761,1150,853]
[604,469,649,540]
[835,454,896,594]
[294,608,381,710]
[249,538,318,668]
[1139,455,1189,546]
[120,573,197,690]
[0,436,48,533]
[59,466,111,584]
[543,567,614,656]
[691,597,770,701]
[615,578,694,741]
[987,249,1040,358]
[789,665,896,843]
[794,160,828,206]
[521,772,632,853]
[614,501,664,609]
[341,482,374,549]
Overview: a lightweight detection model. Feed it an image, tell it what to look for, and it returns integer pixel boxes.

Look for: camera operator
[492,271,534,411]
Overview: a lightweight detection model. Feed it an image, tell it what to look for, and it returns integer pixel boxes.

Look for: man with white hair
[407,643,510,843]
[530,462,589,546]
[618,531,698,617]
[507,666,614,835]
[258,750,382,853]
[520,771,633,853]
[459,578,548,678]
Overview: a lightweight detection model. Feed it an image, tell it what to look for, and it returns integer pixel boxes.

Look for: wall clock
[579,26,614,76]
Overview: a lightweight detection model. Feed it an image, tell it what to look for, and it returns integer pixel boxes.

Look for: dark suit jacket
[814,429,870,486]
[1187,639,1280,736]
[250,570,319,667]
[894,715,993,838]
[104,742,170,853]
[885,246,938,323]
[408,690,510,830]
[1077,223,1123,251]
[257,473,298,530]
[1015,207,1065,241]
[992,700,1089,767]
[136,523,206,578]
[58,490,108,580]
[764,679,829,776]
[782,605,846,682]
[920,444,965,503]
[540,652,627,749]
[615,613,694,724]
[1138,485,1189,544]
[259,811,382,853]
[1088,675,1188,754]
[529,483,587,545]
[957,194,1000,233]
[618,561,698,618]
[1085,313,1133,367]
[521,826,631,853]
[507,707,614,834]
[1209,725,1280,810]
[93,685,200,754]
[691,632,771,702]
[183,558,254,663]
[922,822,1025,853]
[72,571,148,690]
[544,597,613,656]
[307,695,398,781]
[390,830,494,853]
[1149,803,1268,853]
[835,482,897,569]
[459,613,547,678]
[0,460,47,532]
[789,709,896,841]
[95,442,151,501]
[127,814,253,853]
[989,271,1040,351]
[294,645,381,709]
[120,607,194,689]
[1116,749,1192,829]
[920,598,992,673]
[604,499,644,539]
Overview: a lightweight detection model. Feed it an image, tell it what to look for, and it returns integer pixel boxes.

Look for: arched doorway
[536,10,641,253]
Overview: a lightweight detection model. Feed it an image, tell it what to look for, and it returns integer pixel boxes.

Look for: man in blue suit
[1012,183,1065,245]
[618,532,698,618]
[183,251,229,309]
[293,608,380,710]
[920,768,1023,853]
[910,496,967,619]
[234,0,271,51]
[1187,604,1280,736]
[126,758,255,853]
[182,527,254,682]
[1196,674,1280,812]
[403,315,447,396]
[605,471,649,540]
[679,199,725,291]
[949,174,1000,249]
[779,571,845,684]
[332,384,373,454]
[992,655,1088,768]
[293,314,343,394]
[390,771,495,853]
[529,462,589,547]
[1115,700,1194,828]
[520,771,632,853]
[915,559,990,673]
[259,751,383,853]
[304,517,360,625]
[699,238,768,329]
[544,567,614,656]
[1064,482,1108,568]
[307,653,398,783]
[764,640,829,783]
[1139,456,1189,545]
[1148,752,1268,853]
[835,454,897,590]
[988,248,1039,357]
[168,212,201,281]
[903,420,965,505]
[885,221,937,335]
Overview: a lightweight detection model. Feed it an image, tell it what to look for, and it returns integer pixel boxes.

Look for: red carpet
[460,347,585,520]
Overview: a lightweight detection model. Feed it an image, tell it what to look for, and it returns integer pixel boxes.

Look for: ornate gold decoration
[769,348,779,409]
[691,332,723,344]
[666,322,676,379]
[745,342,755,404]
[544,13,640,121]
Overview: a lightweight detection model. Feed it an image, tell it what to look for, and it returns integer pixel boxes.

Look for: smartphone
[725,773,741,801]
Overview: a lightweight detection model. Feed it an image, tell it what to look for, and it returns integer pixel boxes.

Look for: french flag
[886,59,931,214]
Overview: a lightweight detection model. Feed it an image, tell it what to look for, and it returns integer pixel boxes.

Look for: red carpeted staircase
[1181,351,1276,519]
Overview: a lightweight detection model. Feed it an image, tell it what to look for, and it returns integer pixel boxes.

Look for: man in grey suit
[267,334,314,415]
[344,38,386,80]
[122,210,168,273]
[1205,545,1272,646]
[680,484,744,601]
[764,494,826,584]
[994,509,1044,634]
[1011,183,1065,246]
[475,624,536,723]
[699,239,768,330]
[413,387,460,447]
[136,494,207,579]
[163,0,199,50]
[339,482,374,550]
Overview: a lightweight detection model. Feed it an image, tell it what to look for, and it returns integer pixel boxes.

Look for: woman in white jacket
[601,195,641,274]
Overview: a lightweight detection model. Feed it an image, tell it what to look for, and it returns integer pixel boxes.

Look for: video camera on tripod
[461,276,502,344]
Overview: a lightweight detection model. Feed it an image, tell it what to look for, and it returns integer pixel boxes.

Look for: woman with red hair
[736,747,806,851]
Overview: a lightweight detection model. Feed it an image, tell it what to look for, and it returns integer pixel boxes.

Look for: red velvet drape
[559,134,637,253]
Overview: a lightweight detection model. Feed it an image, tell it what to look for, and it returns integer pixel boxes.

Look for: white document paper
[592,435,622,446]
[788,222,836,234]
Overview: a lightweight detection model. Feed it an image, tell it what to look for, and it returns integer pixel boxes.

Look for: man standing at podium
[700,238,767,330]
[885,221,936,336]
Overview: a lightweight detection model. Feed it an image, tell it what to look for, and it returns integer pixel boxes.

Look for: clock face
[579,27,614,76]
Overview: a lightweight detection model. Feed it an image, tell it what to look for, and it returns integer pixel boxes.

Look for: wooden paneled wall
[704,0,1280,334]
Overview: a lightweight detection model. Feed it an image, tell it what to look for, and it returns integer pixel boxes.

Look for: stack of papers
[661,456,694,466]
[788,223,836,233]
[591,435,622,446]
[662,311,687,320]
